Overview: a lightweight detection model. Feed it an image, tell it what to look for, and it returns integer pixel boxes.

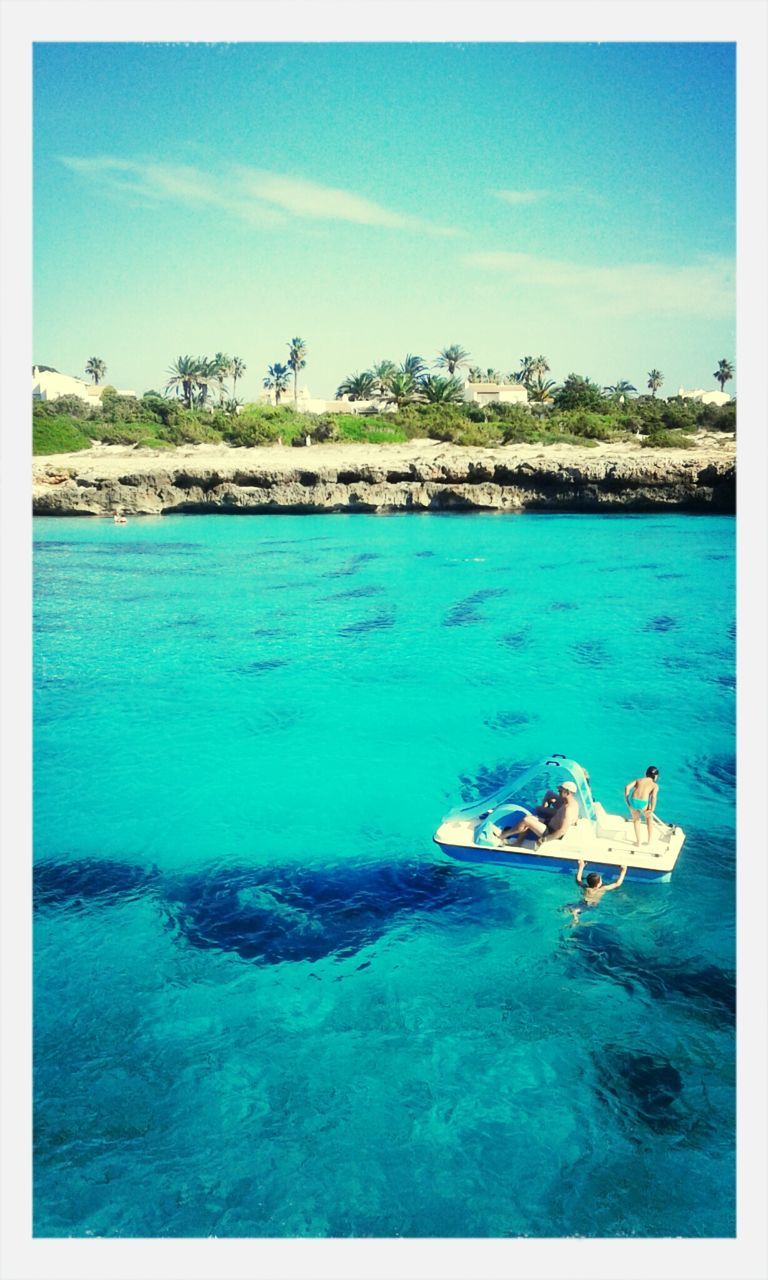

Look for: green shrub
[557,411,621,441]
[359,425,409,443]
[656,399,699,431]
[428,419,504,446]
[388,403,469,438]
[224,417,291,447]
[498,422,601,447]
[500,422,553,445]
[33,395,95,420]
[641,430,696,449]
[553,375,607,412]
[140,397,183,426]
[698,401,736,432]
[100,391,149,423]
[224,404,306,446]
[472,401,532,425]
[547,431,600,448]
[331,415,375,442]
[335,416,409,443]
[307,416,339,443]
[90,422,159,446]
[158,416,224,446]
[33,415,92,455]
[135,437,175,451]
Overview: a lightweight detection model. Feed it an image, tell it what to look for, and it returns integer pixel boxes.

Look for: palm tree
[400,354,428,382]
[231,356,246,401]
[527,375,558,403]
[604,380,637,402]
[371,359,397,398]
[211,352,232,406]
[485,368,503,384]
[513,356,536,387]
[166,355,203,410]
[714,359,734,394]
[467,366,484,383]
[435,344,471,376]
[85,357,107,385]
[287,337,307,408]
[647,369,664,397]
[336,371,377,401]
[421,375,465,404]
[530,355,550,381]
[195,357,219,409]
[385,371,421,409]
[263,362,291,405]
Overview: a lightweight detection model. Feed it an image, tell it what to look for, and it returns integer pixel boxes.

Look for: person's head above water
[585,872,602,888]
[645,766,659,780]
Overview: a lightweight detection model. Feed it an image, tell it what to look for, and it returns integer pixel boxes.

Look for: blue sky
[33,42,736,399]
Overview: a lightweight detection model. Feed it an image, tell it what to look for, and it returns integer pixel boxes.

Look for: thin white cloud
[492,189,549,205]
[59,155,459,236]
[463,249,734,317]
[491,186,607,208]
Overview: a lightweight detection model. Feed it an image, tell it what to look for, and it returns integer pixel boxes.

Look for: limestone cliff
[32,441,736,516]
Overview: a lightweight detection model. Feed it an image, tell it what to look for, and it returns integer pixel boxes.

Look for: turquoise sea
[33,512,735,1238]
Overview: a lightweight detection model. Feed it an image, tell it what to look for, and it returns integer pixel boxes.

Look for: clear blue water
[33,512,735,1238]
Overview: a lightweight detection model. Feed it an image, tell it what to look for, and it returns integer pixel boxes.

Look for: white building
[258,387,389,415]
[676,386,732,407]
[32,366,137,405]
[463,381,528,406]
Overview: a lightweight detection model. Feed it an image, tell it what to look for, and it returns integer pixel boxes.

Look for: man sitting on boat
[493,781,579,849]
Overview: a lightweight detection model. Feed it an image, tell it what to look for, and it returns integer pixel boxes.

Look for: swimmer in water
[567,859,627,921]
[625,766,660,847]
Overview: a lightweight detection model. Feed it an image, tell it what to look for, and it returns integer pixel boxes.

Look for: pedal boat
[433,755,685,882]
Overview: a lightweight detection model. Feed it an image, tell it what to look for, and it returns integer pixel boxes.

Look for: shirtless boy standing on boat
[624,766,660,847]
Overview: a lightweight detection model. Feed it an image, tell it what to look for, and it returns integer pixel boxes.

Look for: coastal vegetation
[32,346,736,455]
[32,386,735,455]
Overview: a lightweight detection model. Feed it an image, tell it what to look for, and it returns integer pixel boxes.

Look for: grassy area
[33,415,93,455]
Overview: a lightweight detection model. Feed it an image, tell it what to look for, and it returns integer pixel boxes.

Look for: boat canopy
[454,755,597,823]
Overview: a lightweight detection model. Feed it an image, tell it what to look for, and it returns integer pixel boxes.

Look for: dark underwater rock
[569,924,735,1023]
[160,858,502,965]
[33,857,159,911]
[33,853,508,967]
[596,1045,684,1133]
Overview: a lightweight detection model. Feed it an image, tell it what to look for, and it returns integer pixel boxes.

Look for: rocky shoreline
[32,437,736,516]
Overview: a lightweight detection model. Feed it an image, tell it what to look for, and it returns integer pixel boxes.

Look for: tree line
[69,347,735,411]
[334,347,736,409]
